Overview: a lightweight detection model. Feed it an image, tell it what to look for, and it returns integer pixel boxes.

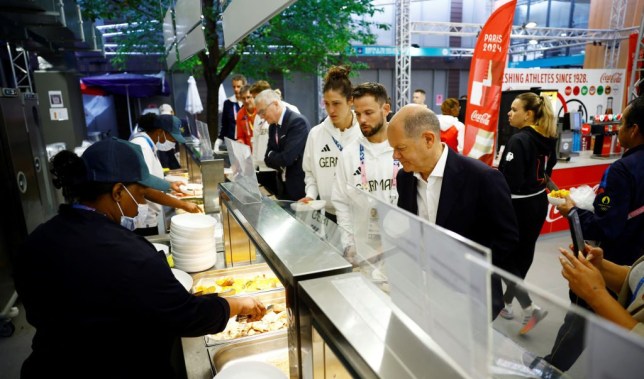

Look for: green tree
[79,0,388,139]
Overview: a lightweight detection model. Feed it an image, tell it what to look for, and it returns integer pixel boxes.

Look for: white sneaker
[499,306,514,320]
[520,307,548,335]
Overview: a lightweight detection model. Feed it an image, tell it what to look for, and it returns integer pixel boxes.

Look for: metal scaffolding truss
[604,0,627,69]
[5,43,33,93]
[409,21,637,58]
[395,0,411,110]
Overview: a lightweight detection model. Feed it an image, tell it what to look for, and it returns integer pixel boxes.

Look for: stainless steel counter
[551,153,619,169]
[298,273,465,378]
[183,182,351,378]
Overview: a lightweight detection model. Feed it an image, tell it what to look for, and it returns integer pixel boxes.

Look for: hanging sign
[463,0,517,165]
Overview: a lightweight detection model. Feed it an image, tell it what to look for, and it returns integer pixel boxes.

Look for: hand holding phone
[567,208,585,254]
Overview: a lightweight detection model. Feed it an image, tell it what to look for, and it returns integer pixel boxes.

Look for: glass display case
[180,175,644,379]
[178,141,226,214]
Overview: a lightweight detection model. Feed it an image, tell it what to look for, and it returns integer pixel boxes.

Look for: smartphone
[567,208,585,253]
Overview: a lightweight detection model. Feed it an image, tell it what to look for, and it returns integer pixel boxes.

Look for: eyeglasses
[258,102,274,117]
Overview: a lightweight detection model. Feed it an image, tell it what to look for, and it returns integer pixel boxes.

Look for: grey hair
[255,89,281,106]
[404,107,441,138]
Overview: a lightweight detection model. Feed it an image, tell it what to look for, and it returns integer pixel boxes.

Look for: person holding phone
[559,245,644,336]
[531,96,644,373]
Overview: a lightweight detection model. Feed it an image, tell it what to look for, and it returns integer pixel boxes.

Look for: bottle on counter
[605,96,613,115]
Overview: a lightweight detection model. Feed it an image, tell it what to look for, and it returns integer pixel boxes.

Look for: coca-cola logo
[545,204,564,223]
[600,73,623,84]
[471,110,491,126]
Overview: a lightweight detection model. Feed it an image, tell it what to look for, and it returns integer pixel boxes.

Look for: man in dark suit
[255,89,311,200]
[388,104,519,318]
[216,74,247,149]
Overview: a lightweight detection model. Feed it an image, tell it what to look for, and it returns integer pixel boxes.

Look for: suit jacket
[397,150,519,317]
[397,149,519,272]
[219,99,239,140]
[265,107,311,200]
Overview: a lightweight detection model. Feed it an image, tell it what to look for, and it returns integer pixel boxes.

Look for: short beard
[362,117,384,138]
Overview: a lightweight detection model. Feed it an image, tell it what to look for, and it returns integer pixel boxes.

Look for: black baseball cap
[81,137,170,191]
[156,115,186,143]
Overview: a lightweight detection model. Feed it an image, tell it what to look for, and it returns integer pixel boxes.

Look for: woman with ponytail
[498,92,558,334]
[301,65,362,222]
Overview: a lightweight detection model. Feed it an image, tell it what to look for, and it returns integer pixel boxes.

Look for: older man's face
[256,100,280,125]
[387,117,436,173]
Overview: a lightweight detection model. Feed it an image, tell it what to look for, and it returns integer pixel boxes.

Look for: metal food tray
[204,290,287,346]
[191,263,284,296]
[209,331,289,376]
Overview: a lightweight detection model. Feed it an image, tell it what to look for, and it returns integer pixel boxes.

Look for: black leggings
[502,192,548,308]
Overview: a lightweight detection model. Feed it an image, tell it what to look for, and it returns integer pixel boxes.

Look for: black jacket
[498,127,557,195]
[265,107,311,200]
[578,144,644,265]
[396,149,518,272]
[15,205,230,378]
[219,99,240,140]
[396,149,519,317]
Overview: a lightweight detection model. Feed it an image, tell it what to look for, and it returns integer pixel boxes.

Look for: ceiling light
[525,21,537,28]
[528,39,538,45]
[560,33,567,37]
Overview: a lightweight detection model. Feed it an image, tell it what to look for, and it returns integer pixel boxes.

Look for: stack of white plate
[170,214,217,272]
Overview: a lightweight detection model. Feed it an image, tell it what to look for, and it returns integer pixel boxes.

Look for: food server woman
[14,138,265,379]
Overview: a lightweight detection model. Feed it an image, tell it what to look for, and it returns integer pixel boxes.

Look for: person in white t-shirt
[332,82,399,260]
[129,114,201,236]
[300,66,361,221]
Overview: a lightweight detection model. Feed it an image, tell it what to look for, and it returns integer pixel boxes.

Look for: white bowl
[169,227,215,241]
[171,213,217,230]
[172,250,216,263]
[174,255,216,273]
[171,237,216,246]
[216,361,287,379]
[171,268,193,291]
[172,244,216,258]
[290,200,326,212]
[547,196,566,206]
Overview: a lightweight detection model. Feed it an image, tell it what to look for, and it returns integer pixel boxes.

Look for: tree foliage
[78,0,389,139]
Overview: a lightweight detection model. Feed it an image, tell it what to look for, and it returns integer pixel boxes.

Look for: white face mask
[156,133,176,151]
[116,186,149,231]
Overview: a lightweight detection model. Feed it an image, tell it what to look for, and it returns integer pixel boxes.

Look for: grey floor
[0,231,574,378]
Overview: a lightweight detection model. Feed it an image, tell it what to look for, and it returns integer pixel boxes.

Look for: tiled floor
[0,231,574,378]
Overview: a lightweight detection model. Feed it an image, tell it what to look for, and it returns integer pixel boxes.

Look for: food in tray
[548,189,570,198]
[208,304,288,341]
[193,274,282,296]
[547,189,570,206]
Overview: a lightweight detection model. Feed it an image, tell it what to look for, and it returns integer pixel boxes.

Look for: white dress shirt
[415,143,449,223]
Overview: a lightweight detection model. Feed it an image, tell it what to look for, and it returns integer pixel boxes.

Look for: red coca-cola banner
[463,0,517,165]
[626,32,642,100]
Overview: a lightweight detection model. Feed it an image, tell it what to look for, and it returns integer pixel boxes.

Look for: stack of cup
[170,214,217,272]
